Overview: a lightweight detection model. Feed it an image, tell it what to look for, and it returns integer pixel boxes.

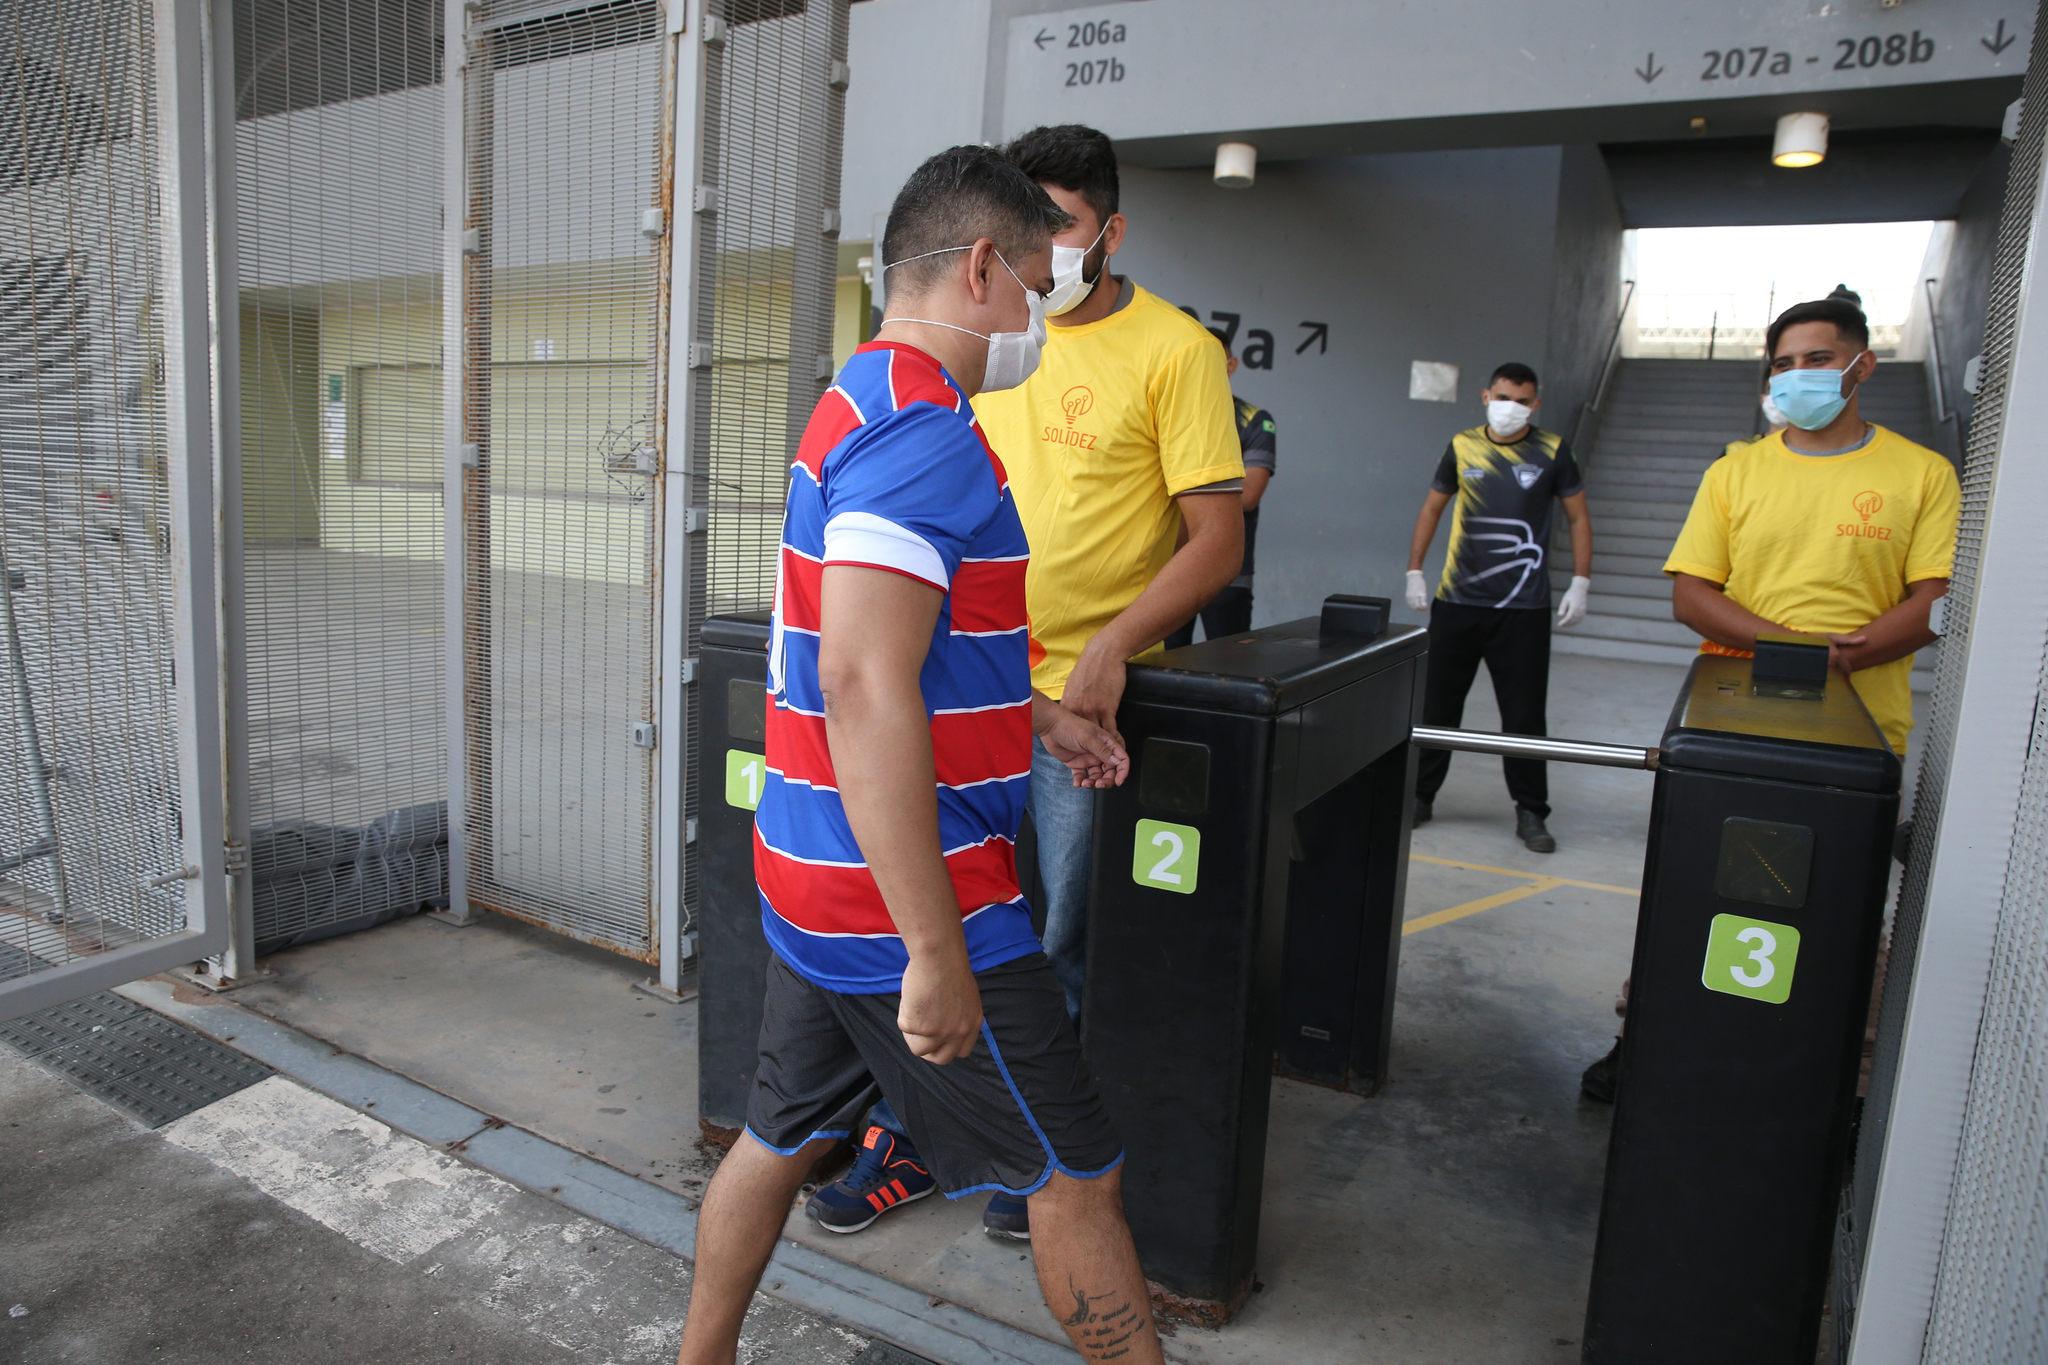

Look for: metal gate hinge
[460,442,480,469]
[461,226,482,255]
[684,507,707,534]
[631,721,658,749]
[681,657,698,685]
[224,842,250,877]
[828,60,850,92]
[640,207,666,238]
[685,817,699,844]
[701,15,727,45]
[693,186,721,216]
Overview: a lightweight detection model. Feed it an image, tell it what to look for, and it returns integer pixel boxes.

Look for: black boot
[1581,1038,1620,1104]
[1516,807,1555,854]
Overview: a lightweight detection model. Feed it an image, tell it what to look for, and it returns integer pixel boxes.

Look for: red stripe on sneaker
[890,1179,909,1201]
[868,1191,888,1213]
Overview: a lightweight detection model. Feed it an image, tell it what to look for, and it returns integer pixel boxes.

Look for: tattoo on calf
[1062,1275,1149,1360]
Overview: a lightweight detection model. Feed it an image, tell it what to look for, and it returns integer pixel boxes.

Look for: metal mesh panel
[460,0,664,957]
[233,0,449,953]
[0,2,188,979]
[682,0,848,936]
[1842,8,2048,1352]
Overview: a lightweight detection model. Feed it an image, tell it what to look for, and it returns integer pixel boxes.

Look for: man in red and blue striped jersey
[677,146,1163,1365]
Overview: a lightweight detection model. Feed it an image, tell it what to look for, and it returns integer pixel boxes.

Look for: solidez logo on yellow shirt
[1837,490,1891,541]
[1044,384,1101,450]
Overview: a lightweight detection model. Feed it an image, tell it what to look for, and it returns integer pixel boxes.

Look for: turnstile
[697,614,774,1140]
[1582,652,1899,1364]
[1083,609,1426,1316]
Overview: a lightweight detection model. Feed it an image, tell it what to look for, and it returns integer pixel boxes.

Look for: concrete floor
[184,651,1677,1364]
[0,1051,864,1364]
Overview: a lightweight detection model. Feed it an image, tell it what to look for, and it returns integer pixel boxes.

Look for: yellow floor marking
[1403,877,1563,936]
[1410,852,1639,899]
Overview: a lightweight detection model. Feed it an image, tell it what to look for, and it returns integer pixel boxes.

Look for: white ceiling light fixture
[1773,111,1829,168]
[1214,141,1257,189]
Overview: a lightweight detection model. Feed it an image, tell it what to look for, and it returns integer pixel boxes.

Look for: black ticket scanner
[1582,651,1900,1363]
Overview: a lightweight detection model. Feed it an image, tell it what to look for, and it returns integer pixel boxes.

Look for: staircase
[1552,358,1939,685]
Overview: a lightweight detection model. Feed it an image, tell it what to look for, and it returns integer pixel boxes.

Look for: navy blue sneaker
[804,1125,935,1234]
[983,1191,1031,1242]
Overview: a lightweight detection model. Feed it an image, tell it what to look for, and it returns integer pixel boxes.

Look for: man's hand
[1405,569,1430,613]
[1826,632,1871,673]
[1040,707,1131,789]
[898,947,983,1065]
[1556,575,1591,629]
[1061,641,1127,746]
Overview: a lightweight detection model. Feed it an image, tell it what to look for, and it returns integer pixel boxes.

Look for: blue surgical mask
[1767,352,1868,431]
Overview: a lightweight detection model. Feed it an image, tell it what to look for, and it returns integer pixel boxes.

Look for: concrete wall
[1928,144,2011,449]
[1105,147,1595,628]
[1543,146,1628,439]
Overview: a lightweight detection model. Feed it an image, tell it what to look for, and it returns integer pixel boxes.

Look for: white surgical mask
[1486,399,1534,437]
[1760,393,1787,428]
[1044,223,1108,317]
[881,245,1047,391]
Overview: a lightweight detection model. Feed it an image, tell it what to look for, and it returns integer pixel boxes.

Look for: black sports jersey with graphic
[1234,398,1276,584]
[1430,425,1583,609]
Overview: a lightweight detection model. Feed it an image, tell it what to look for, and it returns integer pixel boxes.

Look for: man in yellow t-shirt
[975,124,1242,1032]
[1665,298,1960,755]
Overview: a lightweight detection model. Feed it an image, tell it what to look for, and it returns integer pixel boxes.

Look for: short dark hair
[1207,327,1233,358]
[1004,124,1120,225]
[1489,362,1539,391]
[1766,298,1870,361]
[881,145,1073,295]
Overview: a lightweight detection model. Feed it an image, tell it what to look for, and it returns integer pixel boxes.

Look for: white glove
[1556,575,1591,629]
[1405,570,1429,613]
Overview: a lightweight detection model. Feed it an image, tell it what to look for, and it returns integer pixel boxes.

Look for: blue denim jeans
[871,739,1098,1145]
[1027,735,1099,1019]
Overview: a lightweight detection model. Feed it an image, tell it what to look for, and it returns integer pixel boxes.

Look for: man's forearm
[1842,583,1945,671]
[1407,505,1444,572]
[1673,575,1781,652]
[1092,515,1242,661]
[824,678,966,959]
[1569,514,1593,580]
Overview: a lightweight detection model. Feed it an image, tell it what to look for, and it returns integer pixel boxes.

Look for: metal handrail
[1922,277,1964,458]
[1589,277,1637,414]
[1412,725,1659,771]
[1571,279,1637,462]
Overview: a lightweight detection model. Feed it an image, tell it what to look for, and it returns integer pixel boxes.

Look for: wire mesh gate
[0,0,230,1018]
[454,0,668,958]
[1842,7,2048,1357]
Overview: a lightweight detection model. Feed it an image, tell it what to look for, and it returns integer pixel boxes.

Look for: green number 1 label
[725,750,766,811]
[1132,819,1200,895]
[1702,913,1801,1005]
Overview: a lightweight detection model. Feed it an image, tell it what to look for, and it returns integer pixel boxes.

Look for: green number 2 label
[1702,913,1801,1005]
[1132,819,1201,895]
[725,750,766,811]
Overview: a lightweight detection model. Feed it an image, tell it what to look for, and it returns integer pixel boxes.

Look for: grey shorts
[745,951,1123,1198]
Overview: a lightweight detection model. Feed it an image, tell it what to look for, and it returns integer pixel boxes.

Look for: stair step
[1568,531,1678,559]
[1553,631,1703,669]
[1603,402,1756,423]
[1553,569,1671,601]
[1589,453,1724,477]
[1569,612,1702,649]
[1584,551,1675,578]
[1589,496,1694,522]
[1590,468,1709,495]
[1593,423,1759,446]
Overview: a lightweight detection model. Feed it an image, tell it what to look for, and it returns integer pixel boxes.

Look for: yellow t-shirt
[1664,425,1961,753]
[975,283,1243,698]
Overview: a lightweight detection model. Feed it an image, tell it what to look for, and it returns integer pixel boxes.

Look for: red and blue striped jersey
[756,341,1039,993]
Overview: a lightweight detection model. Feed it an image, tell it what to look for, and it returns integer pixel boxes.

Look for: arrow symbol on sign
[1295,321,1329,356]
[1983,19,2016,55]
[1034,27,1054,50]
[1635,52,1665,83]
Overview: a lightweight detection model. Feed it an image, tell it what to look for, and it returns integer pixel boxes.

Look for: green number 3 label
[1702,913,1801,1005]
[725,750,766,811]
[1132,819,1200,895]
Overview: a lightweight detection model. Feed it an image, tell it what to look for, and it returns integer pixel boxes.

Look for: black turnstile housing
[1583,655,1900,1364]
[698,613,775,1138]
[1084,615,1426,1315]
